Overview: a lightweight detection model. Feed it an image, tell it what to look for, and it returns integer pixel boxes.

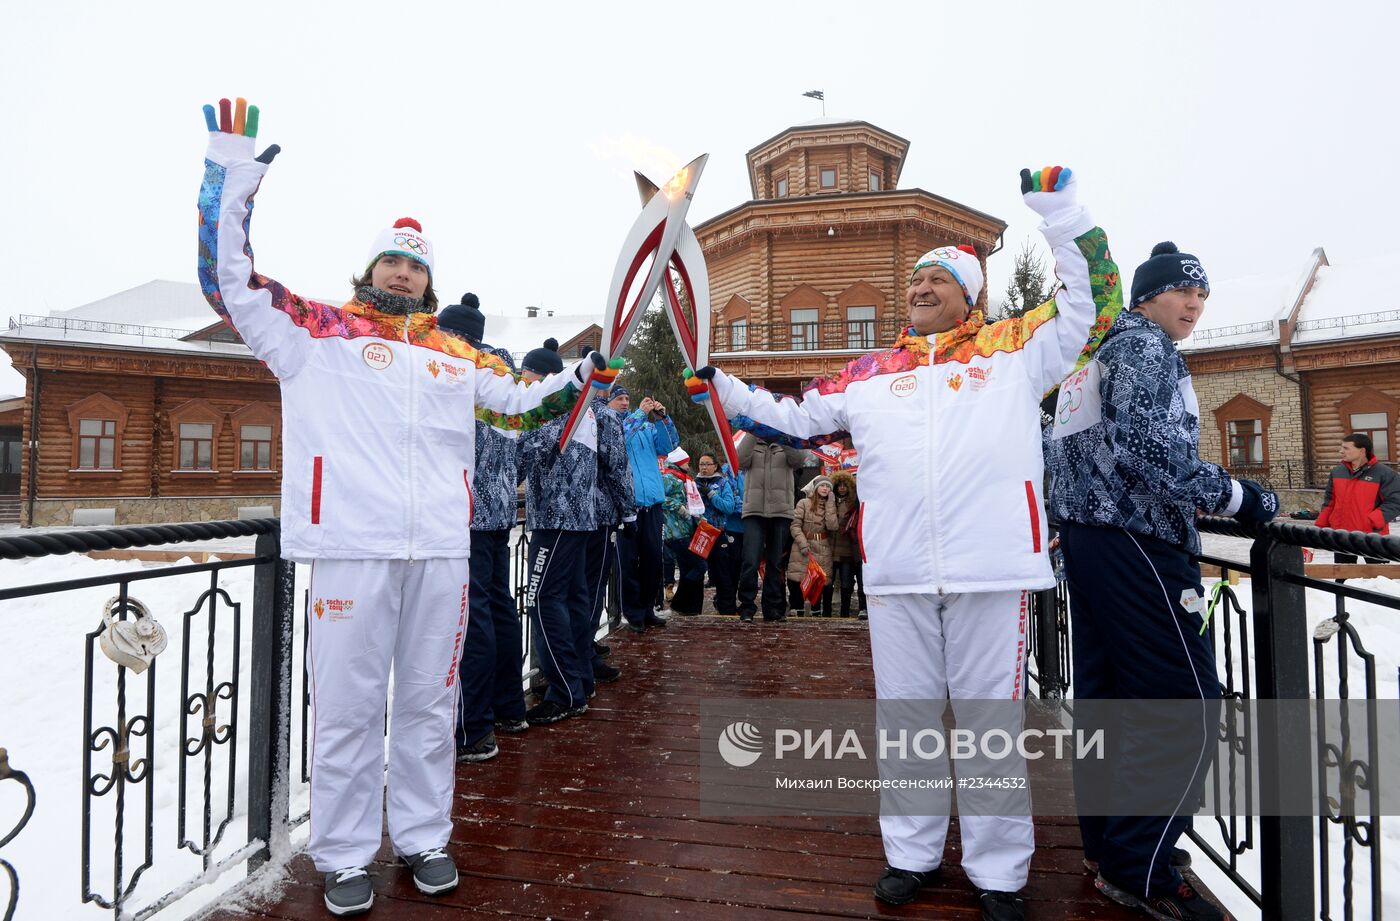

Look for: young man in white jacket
[197,98,608,917]
[690,167,1122,921]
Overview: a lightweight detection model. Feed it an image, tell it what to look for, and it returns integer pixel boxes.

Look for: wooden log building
[0,282,600,527]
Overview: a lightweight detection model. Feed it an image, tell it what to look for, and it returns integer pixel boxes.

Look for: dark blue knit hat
[1130,242,1210,307]
[522,337,564,376]
[437,292,486,344]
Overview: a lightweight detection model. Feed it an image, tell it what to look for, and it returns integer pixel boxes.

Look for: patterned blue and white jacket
[593,401,636,527]
[521,408,598,533]
[1045,310,1235,554]
[471,344,521,532]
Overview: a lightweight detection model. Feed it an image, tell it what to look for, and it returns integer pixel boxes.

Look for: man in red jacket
[1317,433,1400,563]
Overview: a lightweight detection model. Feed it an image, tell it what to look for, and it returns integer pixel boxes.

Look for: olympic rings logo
[394,234,428,254]
[1181,260,1207,281]
[1058,386,1083,425]
[932,247,961,260]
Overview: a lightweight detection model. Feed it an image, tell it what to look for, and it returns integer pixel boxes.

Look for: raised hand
[683,367,712,403]
[1019,165,1077,222]
[585,353,624,389]
[202,97,280,166]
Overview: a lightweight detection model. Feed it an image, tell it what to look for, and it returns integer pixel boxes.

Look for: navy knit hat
[436,292,486,344]
[1130,242,1210,307]
[522,337,564,376]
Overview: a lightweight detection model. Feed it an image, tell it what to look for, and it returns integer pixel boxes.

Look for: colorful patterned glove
[586,354,624,389]
[1019,165,1078,223]
[202,97,280,166]
[683,367,713,403]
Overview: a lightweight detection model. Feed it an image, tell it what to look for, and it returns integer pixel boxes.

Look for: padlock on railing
[98,596,167,673]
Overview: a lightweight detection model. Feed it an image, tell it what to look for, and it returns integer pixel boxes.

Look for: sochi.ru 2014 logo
[717,721,764,767]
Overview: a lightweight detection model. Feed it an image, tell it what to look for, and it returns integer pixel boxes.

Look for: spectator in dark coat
[737,434,808,622]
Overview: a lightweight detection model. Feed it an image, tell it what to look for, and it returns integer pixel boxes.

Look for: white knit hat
[367,217,434,276]
[666,447,690,465]
[910,244,983,307]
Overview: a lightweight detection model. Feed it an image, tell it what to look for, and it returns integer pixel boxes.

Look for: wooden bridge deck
[207,615,1219,920]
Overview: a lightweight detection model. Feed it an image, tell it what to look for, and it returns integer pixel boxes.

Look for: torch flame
[662,166,691,200]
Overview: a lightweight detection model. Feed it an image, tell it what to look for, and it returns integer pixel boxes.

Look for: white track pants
[867,590,1034,892]
[306,558,469,871]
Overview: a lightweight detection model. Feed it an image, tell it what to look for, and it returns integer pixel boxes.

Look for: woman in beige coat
[786,475,840,616]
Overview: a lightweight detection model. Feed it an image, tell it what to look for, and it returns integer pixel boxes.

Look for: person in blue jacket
[612,388,679,632]
[696,452,745,616]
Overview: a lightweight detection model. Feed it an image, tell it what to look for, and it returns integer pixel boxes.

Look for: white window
[1351,412,1390,460]
[240,424,273,470]
[789,309,820,350]
[731,319,748,350]
[179,423,214,470]
[819,167,837,190]
[868,170,882,191]
[846,306,876,349]
[1227,419,1263,466]
[78,419,116,469]
[775,176,788,197]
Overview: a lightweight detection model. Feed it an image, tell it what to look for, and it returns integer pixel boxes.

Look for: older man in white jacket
[690,167,1122,921]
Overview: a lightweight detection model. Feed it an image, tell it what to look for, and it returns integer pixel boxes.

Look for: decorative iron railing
[711,317,907,354]
[0,509,604,920]
[1027,518,1398,921]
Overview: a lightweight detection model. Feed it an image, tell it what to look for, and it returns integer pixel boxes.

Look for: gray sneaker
[323,866,373,916]
[402,846,458,894]
[456,731,499,763]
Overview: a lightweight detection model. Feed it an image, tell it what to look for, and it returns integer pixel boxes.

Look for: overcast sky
[2,0,1396,396]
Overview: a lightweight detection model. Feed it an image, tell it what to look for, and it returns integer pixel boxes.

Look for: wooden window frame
[168,398,224,477]
[231,401,281,476]
[775,175,788,198]
[780,285,828,351]
[818,166,838,191]
[868,169,882,192]
[65,392,129,477]
[1337,387,1399,462]
[1214,393,1272,470]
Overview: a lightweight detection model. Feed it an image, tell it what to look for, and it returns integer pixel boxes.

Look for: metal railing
[1027,518,1397,921]
[1224,460,1400,494]
[0,510,608,920]
[711,317,907,353]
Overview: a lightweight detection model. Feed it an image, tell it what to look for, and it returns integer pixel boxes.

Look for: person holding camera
[615,392,679,632]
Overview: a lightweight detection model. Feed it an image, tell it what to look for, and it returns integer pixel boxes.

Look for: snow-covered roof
[479,311,602,362]
[1179,268,1295,352]
[1,279,600,368]
[1291,252,1400,346]
[52,280,223,333]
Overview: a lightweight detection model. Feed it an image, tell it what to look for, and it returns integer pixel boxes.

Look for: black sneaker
[593,662,622,683]
[1096,875,1229,921]
[978,889,1025,921]
[739,613,754,623]
[643,612,669,628]
[567,701,589,717]
[1084,847,1191,874]
[526,699,572,724]
[456,731,498,763]
[494,716,529,734]
[323,866,373,916]
[594,641,611,657]
[401,847,458,895]
[874,865,938,905]
[625,619,647,634]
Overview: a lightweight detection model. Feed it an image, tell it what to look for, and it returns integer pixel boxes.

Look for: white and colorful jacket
[712,209,1121,596]
[197,139,584,562]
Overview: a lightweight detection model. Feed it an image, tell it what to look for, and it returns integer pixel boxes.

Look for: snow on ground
[0,551,312,921]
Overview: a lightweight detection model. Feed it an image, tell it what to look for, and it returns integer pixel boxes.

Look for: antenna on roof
[802,89,825,117]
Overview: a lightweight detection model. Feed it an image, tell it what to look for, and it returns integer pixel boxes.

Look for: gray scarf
[355,285,433,316]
